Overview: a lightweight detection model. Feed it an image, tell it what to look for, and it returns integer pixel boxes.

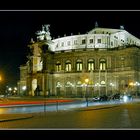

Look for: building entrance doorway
[32,79,37,96]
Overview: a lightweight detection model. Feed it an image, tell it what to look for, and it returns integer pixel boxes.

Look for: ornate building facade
[18,23,140,97]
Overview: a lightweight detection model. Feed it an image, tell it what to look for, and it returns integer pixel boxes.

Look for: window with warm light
[76,59,83,71]
[56,61,61,72]
[100,58,106,71]
[88,59,95,71]
[65,60,71,71]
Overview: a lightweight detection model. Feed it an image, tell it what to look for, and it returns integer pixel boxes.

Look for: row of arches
[29,78,138,97]
[56,81,106,98]
[55,79,136,97]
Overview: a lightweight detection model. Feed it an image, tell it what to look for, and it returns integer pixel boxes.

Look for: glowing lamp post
[0,75,2,82]
[85,78,89,107]
[22,86,27,96]
[8,87,12,96]
[110,83,114,95]
[13,87,17,95]
[129,82,134,96]
[0,76,2,95]
[134,82,140,97]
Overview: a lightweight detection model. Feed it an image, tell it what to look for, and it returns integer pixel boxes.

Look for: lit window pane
[77,62,82,71]
[100,64,102,70]
[69,64,71,71]
[80,63,82,71]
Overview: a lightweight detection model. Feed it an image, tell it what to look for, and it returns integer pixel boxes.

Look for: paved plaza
[0,98,140,129]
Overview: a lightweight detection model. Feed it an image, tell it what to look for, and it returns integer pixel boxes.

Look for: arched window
[65,60,71,71]
[99,58,106,71]
[101,81,106,85]
[88,59,95,71]
[76,59,83,71]
[65,81,73,87]
[56,81,62,87]
[77,81,82,85]
[56,81,62,97]
[56,61,61,72]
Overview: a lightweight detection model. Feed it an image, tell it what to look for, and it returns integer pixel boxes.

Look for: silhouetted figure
[35,85,40,96]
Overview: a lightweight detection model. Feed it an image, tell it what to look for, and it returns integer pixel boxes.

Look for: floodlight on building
[95,83,100,86]
[22,86,27,91]
[134,81,140,86]
[129,82,134,86]
[8,87,12,91]
[85,78,89,107]
[110,83,115,86]
[14,87,17,90]
[85,78,89,84]
[123,95,128,102]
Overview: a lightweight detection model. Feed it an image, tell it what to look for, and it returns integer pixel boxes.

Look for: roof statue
[34,23,140,52]
[95,21,98,28]
[42,25,45,31]
[36,24,51,41]
[44,24,51,37]
[120,25,124,30]
[44,24,50,32]
[30,38,34,44]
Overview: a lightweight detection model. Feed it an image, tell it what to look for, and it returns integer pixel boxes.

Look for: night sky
[0,10,140,87]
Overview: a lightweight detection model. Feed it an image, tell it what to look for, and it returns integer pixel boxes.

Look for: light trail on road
[0,99,138,114]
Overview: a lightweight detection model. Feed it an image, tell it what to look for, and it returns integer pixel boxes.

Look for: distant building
[18,23,140,97]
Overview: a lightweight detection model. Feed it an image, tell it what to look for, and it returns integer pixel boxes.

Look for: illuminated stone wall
[19,25,140,97]
[51,47,140,97]
[50,28,140,52]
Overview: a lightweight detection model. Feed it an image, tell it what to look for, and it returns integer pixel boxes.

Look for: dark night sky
[0,10,140,87]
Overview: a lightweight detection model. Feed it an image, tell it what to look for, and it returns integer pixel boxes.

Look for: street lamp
[0,75,2,95]
[8,87,12,95]
[85,78,89,107]
[110,83,114,95]
[0,75,2,82]
[95,83,101,96]
[22,86,27,96]
[129,82,134,96]
[134,82,140,97]
[44,89,47,115]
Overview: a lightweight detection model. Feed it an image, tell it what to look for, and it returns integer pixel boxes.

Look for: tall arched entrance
[65,81,73,97]
[32,79,37,96]
[76,81,83,98]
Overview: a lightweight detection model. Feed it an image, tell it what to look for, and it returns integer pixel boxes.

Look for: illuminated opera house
[18,23,140,98]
